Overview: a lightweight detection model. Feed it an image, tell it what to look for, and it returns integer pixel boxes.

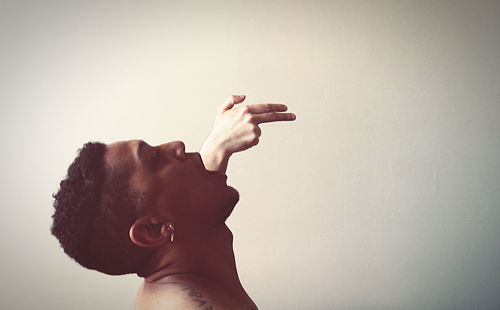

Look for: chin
[217,186,239,223]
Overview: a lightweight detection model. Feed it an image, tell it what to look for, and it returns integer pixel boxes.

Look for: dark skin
[104,95,295,309]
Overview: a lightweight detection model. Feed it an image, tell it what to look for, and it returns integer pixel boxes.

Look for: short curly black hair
[51,142,153,276]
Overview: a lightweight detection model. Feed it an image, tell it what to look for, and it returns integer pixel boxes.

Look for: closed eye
[137,141,147,158]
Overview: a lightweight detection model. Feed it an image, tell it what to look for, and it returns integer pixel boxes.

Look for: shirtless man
[51,95,296,309]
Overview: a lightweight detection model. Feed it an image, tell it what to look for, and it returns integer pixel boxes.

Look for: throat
[140,225,256,309]
[145,224,238,284]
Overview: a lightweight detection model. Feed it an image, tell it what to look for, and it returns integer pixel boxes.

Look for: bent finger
[219,95,246,113]
[255,125,262,137]
[246,103,288,114]
[251,112,296,124]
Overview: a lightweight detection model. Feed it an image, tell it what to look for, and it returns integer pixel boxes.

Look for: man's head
[51,140,239,276]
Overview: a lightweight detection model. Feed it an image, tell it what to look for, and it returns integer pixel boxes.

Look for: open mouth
[194,152,225,176]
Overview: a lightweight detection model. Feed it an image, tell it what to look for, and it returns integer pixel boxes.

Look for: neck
[143,224,255,308]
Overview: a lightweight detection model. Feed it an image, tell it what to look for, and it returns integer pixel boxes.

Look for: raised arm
[200,95,296,173]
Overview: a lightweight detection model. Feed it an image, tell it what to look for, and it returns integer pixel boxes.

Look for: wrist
[200,135,230,172]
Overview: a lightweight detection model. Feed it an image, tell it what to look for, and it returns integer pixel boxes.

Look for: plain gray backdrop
[1,1,499,309]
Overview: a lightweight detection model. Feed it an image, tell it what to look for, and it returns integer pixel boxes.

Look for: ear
[129,217,175,248]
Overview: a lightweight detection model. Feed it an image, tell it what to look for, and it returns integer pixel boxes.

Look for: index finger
[246,103,288,114]
[251,112,296,124]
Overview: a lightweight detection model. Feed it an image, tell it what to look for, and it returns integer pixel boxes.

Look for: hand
[200,95,296,173]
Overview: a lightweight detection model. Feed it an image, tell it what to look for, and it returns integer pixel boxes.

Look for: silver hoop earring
[167,223,175,242]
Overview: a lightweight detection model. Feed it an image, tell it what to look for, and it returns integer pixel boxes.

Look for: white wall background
[1,1,499,309]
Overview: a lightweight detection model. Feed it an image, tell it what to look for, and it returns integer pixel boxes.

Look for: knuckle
[253,126,262,136]
[250,137,259,146]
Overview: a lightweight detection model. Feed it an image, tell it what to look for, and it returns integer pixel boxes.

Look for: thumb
[219,95,246,113]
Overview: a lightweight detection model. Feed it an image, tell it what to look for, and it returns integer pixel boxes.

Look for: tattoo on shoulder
[181,287,215,310]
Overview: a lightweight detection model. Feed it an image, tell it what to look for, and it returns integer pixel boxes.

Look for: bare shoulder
[135,281,217,310]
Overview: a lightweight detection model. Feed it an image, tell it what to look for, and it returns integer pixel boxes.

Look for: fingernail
[291,113,296,120]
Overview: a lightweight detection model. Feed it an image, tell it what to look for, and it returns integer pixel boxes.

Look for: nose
[158,141,186,161]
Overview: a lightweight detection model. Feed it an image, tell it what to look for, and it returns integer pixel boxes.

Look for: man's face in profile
[104,140,239,225]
